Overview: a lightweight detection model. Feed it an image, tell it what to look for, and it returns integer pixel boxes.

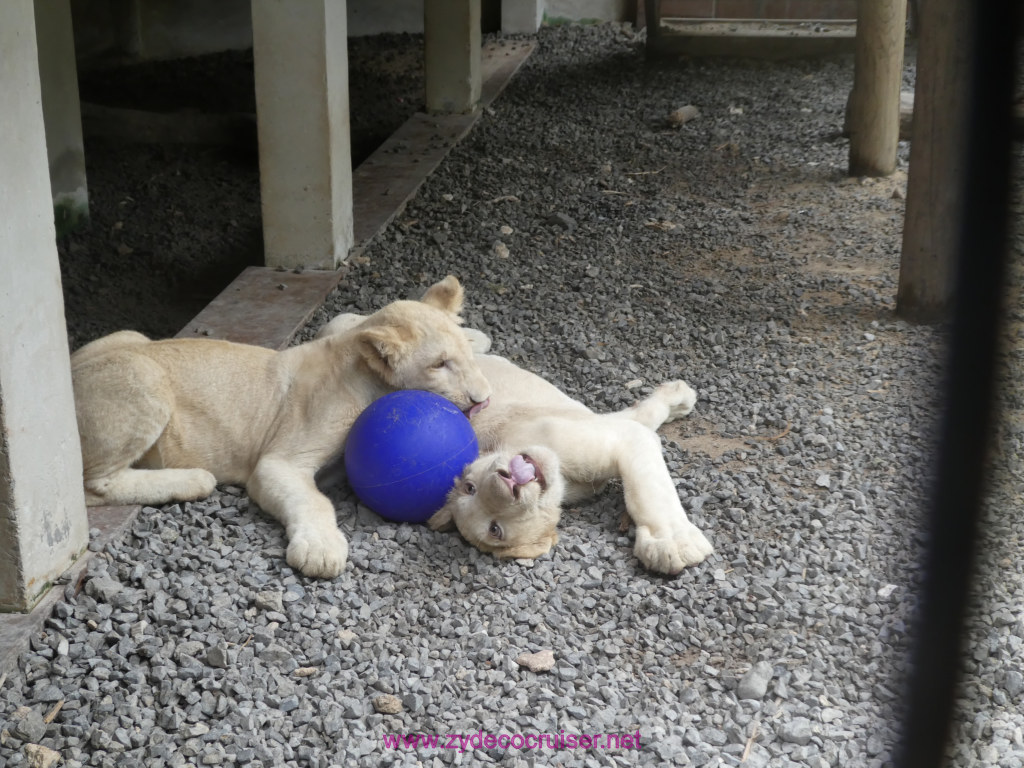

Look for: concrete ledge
[175,265,346,349]
[0,505,138,677]
[650,19,857,59]
[354,39,535,247]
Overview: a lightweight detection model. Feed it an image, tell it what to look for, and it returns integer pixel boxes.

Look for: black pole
[897,2,1021,767]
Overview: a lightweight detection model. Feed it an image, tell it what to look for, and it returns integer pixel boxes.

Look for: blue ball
[344,390,479,523]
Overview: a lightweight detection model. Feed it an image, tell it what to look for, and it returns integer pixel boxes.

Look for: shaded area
[62,34,424,350]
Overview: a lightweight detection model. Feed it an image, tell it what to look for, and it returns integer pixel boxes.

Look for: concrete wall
[71,0,252,63]
[69,0,628,64]
[546,0,630,23]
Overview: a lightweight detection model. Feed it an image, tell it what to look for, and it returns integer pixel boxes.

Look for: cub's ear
[494,530,559,560]
[355,325,417,381]
[427,503,456,531]
[420,276,464,317]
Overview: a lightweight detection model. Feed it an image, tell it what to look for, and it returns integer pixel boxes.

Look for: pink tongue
[466,398,490,418]
[509,455,536,485]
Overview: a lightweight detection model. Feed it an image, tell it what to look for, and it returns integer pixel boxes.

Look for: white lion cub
[72,276,491,578]
[316,315,712,574]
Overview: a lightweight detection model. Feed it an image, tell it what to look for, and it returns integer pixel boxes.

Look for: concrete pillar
[251,0,353,269]
[425,0,481,114]
[848,0,908,176]
[502,0,544,33]
[0,0,89,613]
[34,0,89,236]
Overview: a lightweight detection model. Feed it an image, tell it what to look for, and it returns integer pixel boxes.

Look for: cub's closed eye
[488,522,503,540]
[432,358,448,369]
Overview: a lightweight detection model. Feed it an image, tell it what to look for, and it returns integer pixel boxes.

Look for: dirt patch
[660,420,752,459]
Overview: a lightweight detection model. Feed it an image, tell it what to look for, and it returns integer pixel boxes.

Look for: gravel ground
[5,23,1024,768]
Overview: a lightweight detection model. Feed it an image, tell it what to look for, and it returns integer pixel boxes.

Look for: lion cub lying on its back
[72,277,491,578]
[431,355,713,574]
[317,315,712,574]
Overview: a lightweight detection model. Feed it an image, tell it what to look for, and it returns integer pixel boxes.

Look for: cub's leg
[74,350,216,505]
[247,456,349,578]
[607,421,713,573]
[525,416,712,573]
[615,380,697,431]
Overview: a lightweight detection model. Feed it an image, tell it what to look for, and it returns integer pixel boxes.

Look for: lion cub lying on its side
[316,316,712,574]
[72,277,491,578]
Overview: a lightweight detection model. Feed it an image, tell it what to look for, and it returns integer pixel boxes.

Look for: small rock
[254,591,283,612]
[340,698,364,719]
[516,649,556,672]
[493,241,510,259]
[866,733,886,755]
[24,744,62,768]
[260,644,293,663]
[778,717,813,746]
[1004,669,1024,697]
[737,661,773,700]
[372,694,403,715]
[337,629,357,648]
[699,727,727,746]
[183,722,210,738]
[402,693,425,712]
[11,708,47,743]
[85,572,122,603]
[876,584,898,600]
[668,104,701,127]
[815,474,831,489]
[205,645,230,669]
[820,707,844,723]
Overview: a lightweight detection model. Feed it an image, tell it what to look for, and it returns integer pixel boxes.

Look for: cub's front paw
[656,381,698,422]
[463,327,492,354]
[634,523,713,575]
[286,525,349,578]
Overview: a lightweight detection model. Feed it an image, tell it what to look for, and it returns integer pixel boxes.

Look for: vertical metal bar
[896,2,1021,767]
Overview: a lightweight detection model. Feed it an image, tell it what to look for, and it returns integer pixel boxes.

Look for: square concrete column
[1,0,88,613]
[34,0,89,236]
[502,0,545,33]
[425,0,481,114]
[252,0,353,269]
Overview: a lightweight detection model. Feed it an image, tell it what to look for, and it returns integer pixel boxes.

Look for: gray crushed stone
[4,22,1024,768]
